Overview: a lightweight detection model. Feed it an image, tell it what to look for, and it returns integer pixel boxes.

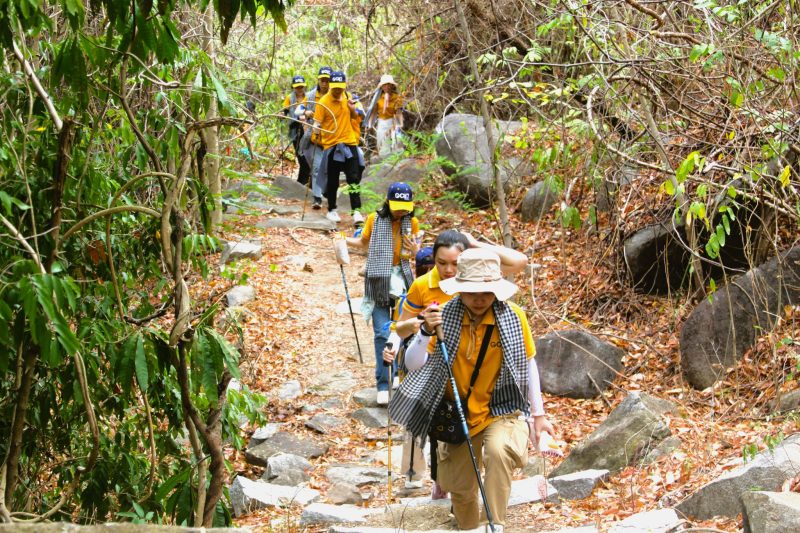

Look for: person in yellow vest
[311,71,365,224]
[281,75,310,185]
[369,74,404,157]
[392,248,557,529]
[384,229,528,500]
[302,66,332,209]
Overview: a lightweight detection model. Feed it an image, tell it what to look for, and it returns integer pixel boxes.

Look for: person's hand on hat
[460,230,481,249]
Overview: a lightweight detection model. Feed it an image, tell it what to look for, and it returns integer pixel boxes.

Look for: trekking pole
[385,342,394,504]
[333,234,364,364]
[435,325,496,532]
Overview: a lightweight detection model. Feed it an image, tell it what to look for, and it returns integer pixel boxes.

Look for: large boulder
[552,393,675,476]
[608,509,681,533]
[520,180,559,222]
[220,240,262,265]
[534,330,624,399]
[623,223,689,294]
[677,433,800,520]
[681,245,800,389]
[742,491,800,533]
[434,113,529,207]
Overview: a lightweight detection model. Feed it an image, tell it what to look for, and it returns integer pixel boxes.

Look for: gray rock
[535,330,624,399]
[681,245,800,389]
[520,180,559,222]
[321,397,342,409]
[245,431,328,466]
[327,482,363,505]
[508,475,559,505]
[435,113,528,207]
[775,389,800,414]
[249,423,283,447]
[269,175,311,200]
[256,217,335,231]
[224,177,264,195]
[352,388,379,407]
[677,433,800,520]
[311,371,359,397]
[283,254,311,267]
[641,435,682,465]
[225,285,255,307]
[523,455,556,477]
[228,476,319,516]
[226,201,302,215]
[623,223,689,295]
[276,379,302,401]
[306,414,347,434]
[326,465,385,487]
[262,453,311,486]
[608,509,681,532]
[550,469,609,500]
[742,490,800,533]
[299,503,374,526]
[539,528,598,533]
[552,393,676,476]
[352,407,388,429]
[221,240,263,264]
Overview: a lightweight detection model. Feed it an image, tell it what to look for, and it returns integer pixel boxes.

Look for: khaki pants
[401,434,427,481]
[437,416,528,528]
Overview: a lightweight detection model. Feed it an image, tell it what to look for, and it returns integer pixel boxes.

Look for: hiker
[395,248,557,529]
[385,229,528,500]
[302,66,332,209]
[346,182,420,405]
[368,74,404,157]
[281,74,311,185]
[310,71,364,224]
[383,246,434,489]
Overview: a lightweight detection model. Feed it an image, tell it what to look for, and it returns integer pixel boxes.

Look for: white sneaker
[392,376,400,390]
[404,479,423,489]
[352,211,364,224]
[326,210,341,222]
[376,390,389,406]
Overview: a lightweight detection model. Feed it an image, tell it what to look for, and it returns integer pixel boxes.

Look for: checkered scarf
[365,213,413,306]
[388,297,530,442]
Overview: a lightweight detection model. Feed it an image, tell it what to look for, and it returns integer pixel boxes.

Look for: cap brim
[329,82,347,89]
[388,200,413,212]
[318,75,331,79]
[292,83,306,88]
[438,278,518,301]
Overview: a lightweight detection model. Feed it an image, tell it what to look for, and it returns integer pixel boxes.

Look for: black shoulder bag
[428,325,494,445]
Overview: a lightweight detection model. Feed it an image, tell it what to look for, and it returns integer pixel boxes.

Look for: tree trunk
[201,5,222,230]
[3,344,38,506]
[454,0,513,248]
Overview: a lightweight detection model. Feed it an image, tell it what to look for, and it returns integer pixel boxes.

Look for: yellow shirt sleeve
[282,95,291,110]
[509,302,535,358]
[361,213,376,244]
[403,277,425,315]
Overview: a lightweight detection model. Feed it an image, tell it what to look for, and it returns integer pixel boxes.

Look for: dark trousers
[325,148,361,212]
[293,136,311,185]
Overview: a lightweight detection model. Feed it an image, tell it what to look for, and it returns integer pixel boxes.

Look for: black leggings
[325,148,362,212]
[293,136,311,185]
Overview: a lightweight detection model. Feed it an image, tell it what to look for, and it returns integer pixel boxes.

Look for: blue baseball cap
[387,182,413,212]
[329,71,347,89]
[291,75,306,88]
[318,66,332,79]
[415,247,434,268]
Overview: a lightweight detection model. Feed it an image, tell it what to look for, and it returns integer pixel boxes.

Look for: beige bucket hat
[378,74,397,88]
[439,248,518,301]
